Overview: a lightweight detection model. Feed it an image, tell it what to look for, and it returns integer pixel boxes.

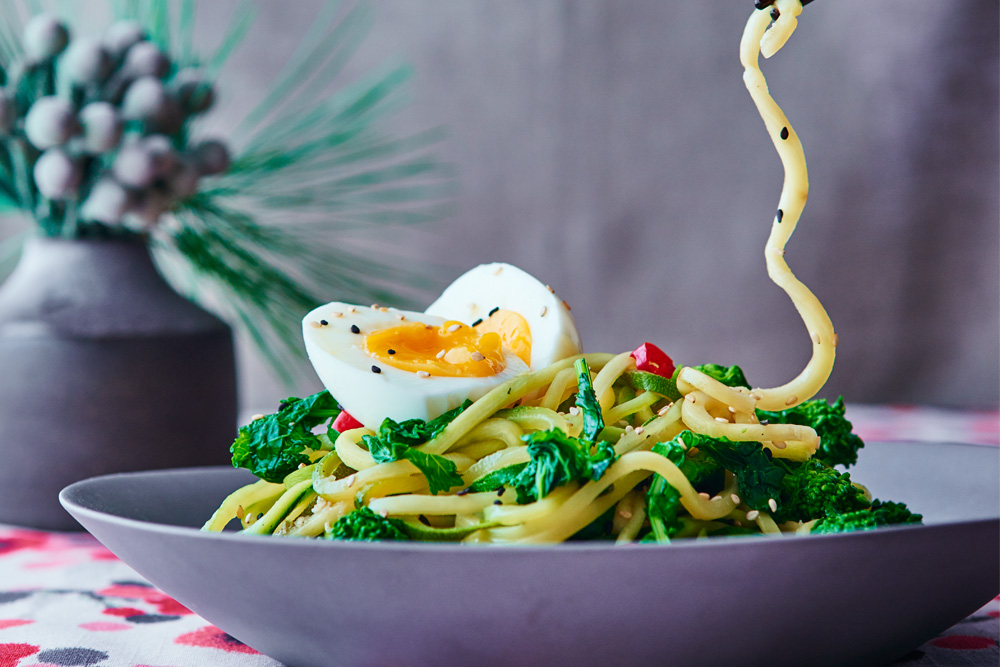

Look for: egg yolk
[475,309,532,367]
[364,321,507,377]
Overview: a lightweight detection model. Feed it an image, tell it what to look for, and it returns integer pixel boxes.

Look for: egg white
[302,302,529,430]
[425,262,582,370]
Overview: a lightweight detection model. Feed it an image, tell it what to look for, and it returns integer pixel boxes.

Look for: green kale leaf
[757,397,864,467]
[324,507,409,541]
[692,433,786,511]
[693,363,751,389]
[361,401,472,495]
[645,433,722,543]
[467,463,529,493]
[230,390,340,483]
[512,428,617,504]
[574,358,604,443]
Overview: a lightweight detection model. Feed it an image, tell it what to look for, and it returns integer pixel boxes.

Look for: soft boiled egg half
[303,263,582,429]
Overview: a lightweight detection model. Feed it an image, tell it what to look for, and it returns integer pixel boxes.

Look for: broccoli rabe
[774,458,870,522]
[323,507,409,541]
[694,434,786,511]
[758,397,864,467]
[811,499,922,534]
[230,390,340,483]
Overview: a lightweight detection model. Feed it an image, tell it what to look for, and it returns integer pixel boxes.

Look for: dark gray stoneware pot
[0,235,236,530]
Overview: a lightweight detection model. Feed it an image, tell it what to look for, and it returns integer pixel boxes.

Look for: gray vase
[0,235,237,530]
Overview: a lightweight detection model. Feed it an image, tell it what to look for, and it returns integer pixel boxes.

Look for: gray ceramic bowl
[61,441,999,667]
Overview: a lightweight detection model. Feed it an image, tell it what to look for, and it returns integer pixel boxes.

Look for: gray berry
[121,76,168,121]
[143,134,178,177]
[123,41,171,79]
[79,102,123,152]
[192,139,230,176]
[112,143,158,188]
[171,69,214,114]
[80,178,130,224]
[103,20,147,57]
[128,186,172,226]
[34,149,81,199]
[60,37,112,85]
[24,96,78,149]
[0,91,15,135]
[167,160,200,199]
[23,14,70,63]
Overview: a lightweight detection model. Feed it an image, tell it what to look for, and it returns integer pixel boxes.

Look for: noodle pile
[204,0,910,544]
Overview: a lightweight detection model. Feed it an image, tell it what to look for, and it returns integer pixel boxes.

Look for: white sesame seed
[730,493,741,505]
[416,370,431,378]
[634,427,644,435]
[711,495,722,501]
[236,505,245,520]
[396,314,405,320]
[811,332,821,345]
[772,440,787,449]
[436,349,446,359]
[447,323,462,333]
[715,417,728,423]
[625,425,635,433]
[298,462,306,469]
[728,406,736,413]
[540,305,548,317]
[471,352,485,361]
[832,333,839,347]
[768,498,778,512]
[378,510,389,518]
[348,306,357,314]
[785,396,798,406]
[562,300,571,311]
[546,285,554,293]
[370,304,379,310]
[657,405,671,416]
[309,321,323,328]
[347,476,356,488]
[494,266,503,275]
[379,307,388,312]
[568,406,580,416]
[331,311,343,318]
[699,492,710,500]
[746,510,760,521]
[619,509,633,520]
[749,393,762,401]
[685,394,697,404]
[250,413,265,421]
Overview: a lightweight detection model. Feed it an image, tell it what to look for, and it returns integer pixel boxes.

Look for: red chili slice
[630,342,676,379]
[332,410,364,433]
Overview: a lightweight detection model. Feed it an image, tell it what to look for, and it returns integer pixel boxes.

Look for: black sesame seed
[770,7,780,20]
[754,0,774,9]
[760,419,770,425]
[780,127,789,140]
[496,487,506,496]
[387,348,396,355]
[776,209,784,222]
[319,319,329,326]
[456,487,472,496]
[493,500,503,505]
[488,307,499,317]
[350,324,361,334]
[418,515,431,526]
[471,318,483,327]
[371,365,381,374]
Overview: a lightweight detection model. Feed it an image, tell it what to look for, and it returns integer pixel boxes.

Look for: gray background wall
[5,0,999,411]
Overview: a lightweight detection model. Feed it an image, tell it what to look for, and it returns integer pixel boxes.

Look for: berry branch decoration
[0,2,452,382]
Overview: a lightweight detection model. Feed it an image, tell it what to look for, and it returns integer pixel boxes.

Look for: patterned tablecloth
[0,405,997,667]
